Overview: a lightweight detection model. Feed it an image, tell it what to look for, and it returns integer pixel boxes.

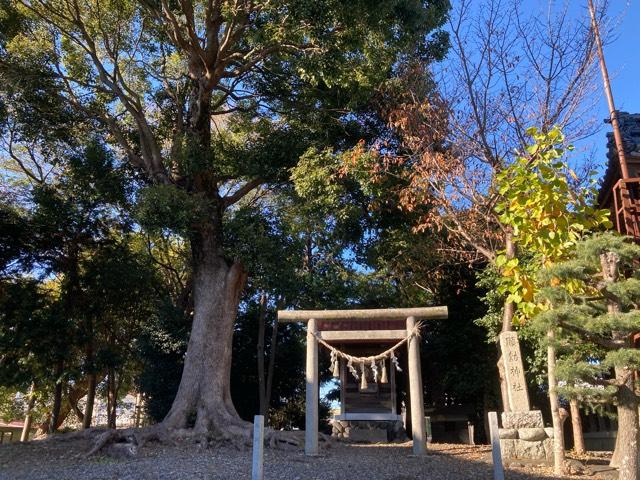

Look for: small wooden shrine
[277,306,448,456]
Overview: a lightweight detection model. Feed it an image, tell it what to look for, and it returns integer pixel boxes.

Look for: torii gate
[277,306,448,456]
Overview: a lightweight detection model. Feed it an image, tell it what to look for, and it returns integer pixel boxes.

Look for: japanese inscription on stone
[499,331,530,412]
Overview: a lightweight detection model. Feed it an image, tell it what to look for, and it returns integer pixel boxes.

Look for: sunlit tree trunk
[162,218,249,437]
[548,328,566,475]
[570,398,585,455]
[20,384,35,442]
[601,252,640,479]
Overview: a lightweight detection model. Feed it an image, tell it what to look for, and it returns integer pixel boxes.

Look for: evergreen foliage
[536,232,640,404]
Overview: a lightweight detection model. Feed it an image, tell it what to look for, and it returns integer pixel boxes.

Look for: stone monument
[499,331,530,412]
[497,332,553,463]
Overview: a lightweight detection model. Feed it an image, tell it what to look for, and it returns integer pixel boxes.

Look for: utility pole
[588,0,629,178]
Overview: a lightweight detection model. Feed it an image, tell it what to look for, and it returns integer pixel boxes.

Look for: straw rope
[312,321,423,383]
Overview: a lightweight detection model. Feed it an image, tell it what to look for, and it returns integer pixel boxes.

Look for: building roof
[598,112,640,207]
[0,421,24,428]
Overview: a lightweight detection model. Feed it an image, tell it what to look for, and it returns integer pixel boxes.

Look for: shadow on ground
[0,436,616,480]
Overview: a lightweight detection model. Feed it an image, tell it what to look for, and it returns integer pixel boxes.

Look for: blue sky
[322,1,640,408]
[574,1,639,171]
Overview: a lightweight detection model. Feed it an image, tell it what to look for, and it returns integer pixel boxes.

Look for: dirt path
[0,438,617,480]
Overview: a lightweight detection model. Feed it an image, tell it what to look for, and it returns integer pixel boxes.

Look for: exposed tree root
[63,423,333,459]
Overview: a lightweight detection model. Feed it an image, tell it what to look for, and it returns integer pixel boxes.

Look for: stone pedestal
[498,411,553,463]
[330,419,406,443]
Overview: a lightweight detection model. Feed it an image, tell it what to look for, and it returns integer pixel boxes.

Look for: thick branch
[222,178,264,207]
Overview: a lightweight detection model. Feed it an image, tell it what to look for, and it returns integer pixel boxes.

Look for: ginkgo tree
[493,126,610,475]
[494,127,610,320]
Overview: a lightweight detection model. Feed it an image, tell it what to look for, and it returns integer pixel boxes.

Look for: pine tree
[537,232,640,480]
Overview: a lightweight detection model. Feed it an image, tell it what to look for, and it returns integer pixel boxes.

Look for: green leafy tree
[1,0,450,438]
[0,134,166,433]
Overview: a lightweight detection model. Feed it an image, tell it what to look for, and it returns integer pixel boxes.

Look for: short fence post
[488,411,504,480]
[252,415,264,480]
[424,416,432,444]
[468,422,475,445]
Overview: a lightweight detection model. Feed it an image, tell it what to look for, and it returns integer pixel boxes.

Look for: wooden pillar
[305,318,319,455]
[407,316,426,455]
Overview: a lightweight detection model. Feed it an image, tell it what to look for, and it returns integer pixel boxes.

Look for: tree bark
[600,251,639,478]
[569,397,585,454]
[83,373,96,429]
[83,317,96,429]
[547,328,566,476]
[20,384,36,442]
[162,220,249,437]
[49,359,64,433]
[107,367,117,429]
[257,293,268,416]
[569,398,585,455]
[265,305,280,417]
[70,396,84,424]
[612,362,639,480]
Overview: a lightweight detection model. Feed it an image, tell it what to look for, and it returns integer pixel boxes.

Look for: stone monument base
[499,411,553,463]
[330,419,406,443]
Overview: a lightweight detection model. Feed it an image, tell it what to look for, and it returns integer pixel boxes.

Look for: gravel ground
[0,437,616,480]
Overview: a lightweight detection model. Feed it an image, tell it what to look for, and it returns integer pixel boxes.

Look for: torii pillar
[278,306,448,456]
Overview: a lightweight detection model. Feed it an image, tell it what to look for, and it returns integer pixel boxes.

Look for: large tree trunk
[162,221,248,437]
[547,328,566,476]
[612,364,639,480]
[569,398,585,455]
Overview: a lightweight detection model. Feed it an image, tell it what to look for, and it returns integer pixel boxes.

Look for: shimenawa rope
[313,321,423,385]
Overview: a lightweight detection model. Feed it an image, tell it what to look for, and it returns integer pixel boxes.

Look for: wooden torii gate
[277,306,448,456]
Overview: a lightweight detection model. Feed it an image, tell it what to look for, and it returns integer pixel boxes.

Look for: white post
[305,318,319,455]
[407,316,426,455]
[488,411,505,480]
[251,415,264,480]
